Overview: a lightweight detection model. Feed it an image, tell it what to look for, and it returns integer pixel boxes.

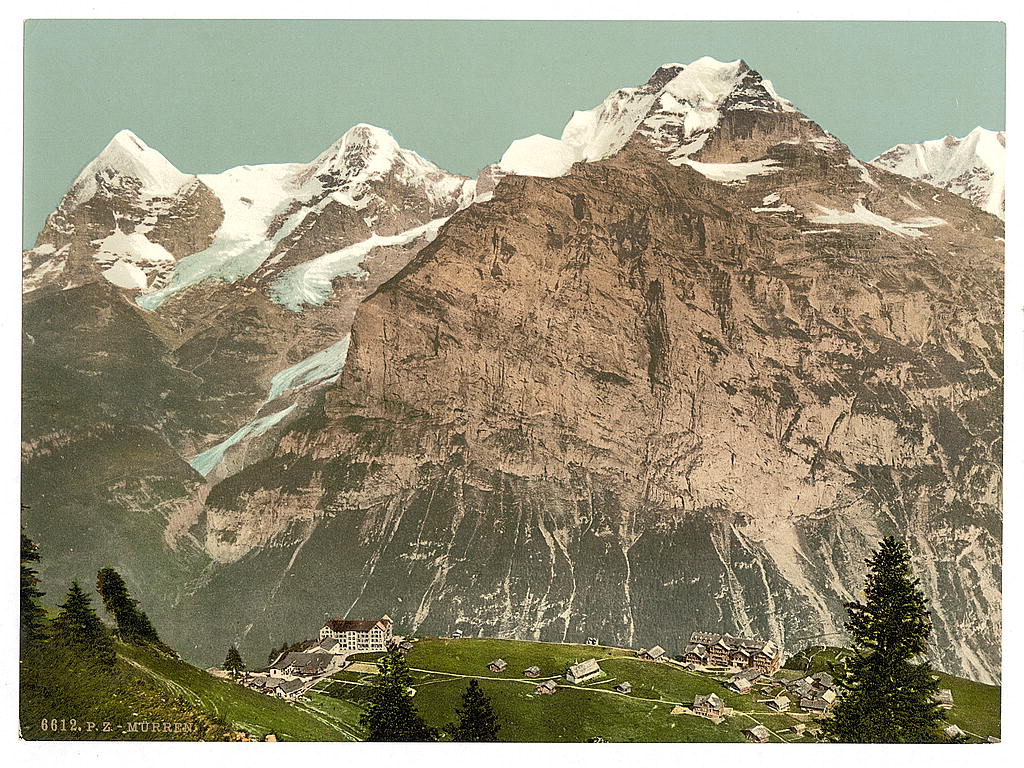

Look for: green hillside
[21,635,1001,743]
[315,638,816,742]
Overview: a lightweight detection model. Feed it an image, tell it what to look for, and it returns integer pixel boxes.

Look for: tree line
[19,529,230,740]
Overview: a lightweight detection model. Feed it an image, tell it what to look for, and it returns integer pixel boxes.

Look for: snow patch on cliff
[810,203,947,238]
[271,216,449,310]
[190,403,297,477]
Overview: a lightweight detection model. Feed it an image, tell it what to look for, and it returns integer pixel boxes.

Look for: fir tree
[20,531,47,648]
[50,581,117,668]
[96,567,162,645]
[449,679,501,741]
[821,537,950,743]
[224,645,246,676]
[360,652,436,741]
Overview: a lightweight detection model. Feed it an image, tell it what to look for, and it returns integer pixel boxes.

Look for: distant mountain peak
[872,127,1005,219]
[70,129,192,204]
[300,123,403,184]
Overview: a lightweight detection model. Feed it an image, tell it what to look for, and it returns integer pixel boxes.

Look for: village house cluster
[783,671,838,713]
[237,614,396,700]
[682,631,783,675]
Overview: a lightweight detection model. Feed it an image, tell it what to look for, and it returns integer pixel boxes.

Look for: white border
[3,5,1015,768]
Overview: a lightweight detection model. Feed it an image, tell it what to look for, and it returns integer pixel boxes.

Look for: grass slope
[316,638,812,742]
[117,643,362,741]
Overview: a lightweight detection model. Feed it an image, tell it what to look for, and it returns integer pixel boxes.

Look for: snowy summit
[70,129,193,204]
[872,127,1005,219]
[497,57,796,178]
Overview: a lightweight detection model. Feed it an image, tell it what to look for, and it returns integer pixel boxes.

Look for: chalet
[693,693,725,719]
[812,672,834,689]
[277,679,306,699]
[262,678,284,692]
[488,659,508,673]
[790,679,816,699]
[319,615,393,652]
[820,689,837,705]
[314,637,343,654]
[793,723,807,735]
[565,658,602,684]
[270,651,337,679]
[451,630,464,638]
[799,698,829,714]
[734,667,763,683]
[730,677,752,694]
[616,682,633,694]
[935,689,954,709]
[640,645,666,661]
[586,637,600,646]
[743,725,770,743]
[535,679,557,695]
[944,724,965,740]
[396,640,414,655]
[767,695,791,712]
[682,631,782,675]
[524,666,541,678]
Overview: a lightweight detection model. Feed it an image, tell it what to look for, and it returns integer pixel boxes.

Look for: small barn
[535,679,557,695]
[524,666,541,678]
[743,725,770,743]
[488,658,508,673]
[730,677,752,694]
[693,693,725,719]
[565,658,602,684]
[615,682,633,694]
[640,645,666,661]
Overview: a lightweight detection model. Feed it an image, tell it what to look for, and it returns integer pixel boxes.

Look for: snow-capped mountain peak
[70,129,193,205]
[871,127,1005,219]
[298,123,403,186]
[496,56,800,179]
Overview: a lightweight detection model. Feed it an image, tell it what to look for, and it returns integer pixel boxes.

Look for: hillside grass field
[45,638,999,743]
[116,643,364,741]
[314,638,816,742]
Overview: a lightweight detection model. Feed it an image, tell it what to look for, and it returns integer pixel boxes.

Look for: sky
[23,20,1005,248]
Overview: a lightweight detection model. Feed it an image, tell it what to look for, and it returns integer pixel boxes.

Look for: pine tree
[50,581,117,668]
[96,567,162,645]
[449,679,500,741]
[821,537,950,743]
[360,652,436,741]
[224,646,246,676]
[20,531,47,648]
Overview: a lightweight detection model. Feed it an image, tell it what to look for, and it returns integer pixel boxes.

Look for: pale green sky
[23,20,1005,247]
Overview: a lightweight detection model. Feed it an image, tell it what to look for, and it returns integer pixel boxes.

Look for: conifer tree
[449,679,501,741]
[20,531,47,648]
[51,581,117,668]
[360,652,436,741]
[96,567,162,645]
[224,645,246,676]
[822,537,950,743]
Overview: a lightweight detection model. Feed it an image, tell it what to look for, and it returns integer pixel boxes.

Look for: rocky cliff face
[185,61,1003,681]
[22,59,1003,682]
